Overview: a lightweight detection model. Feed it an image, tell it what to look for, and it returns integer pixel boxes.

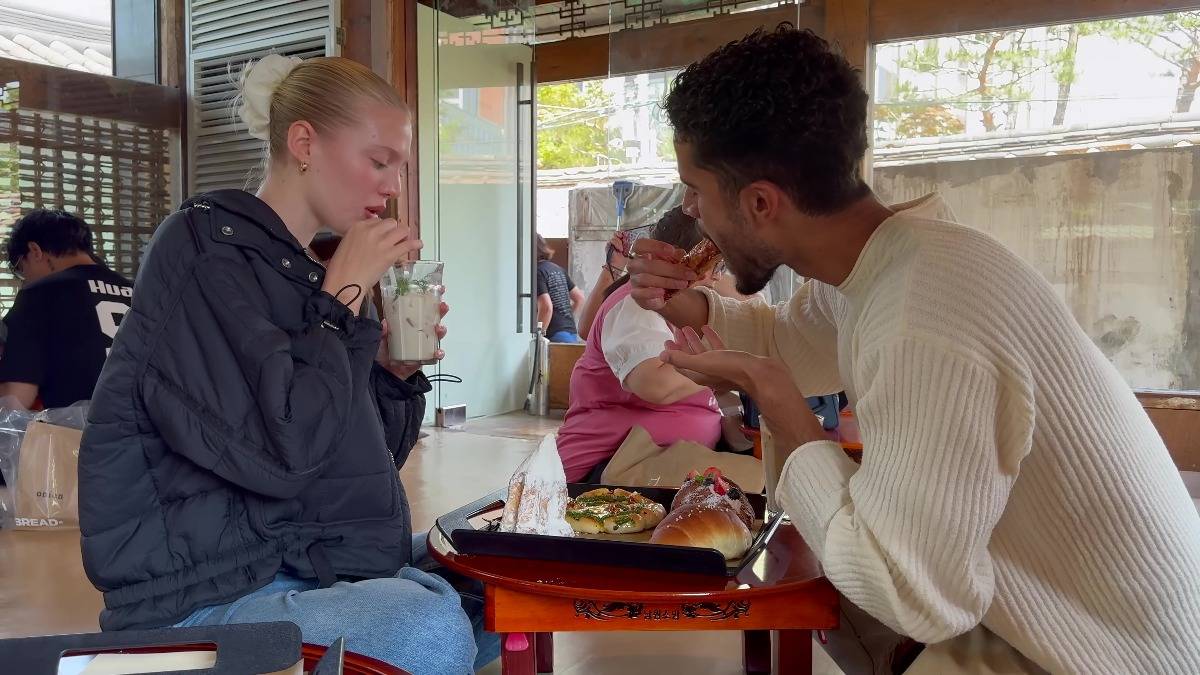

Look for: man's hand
[661,326,826,452]
[377,300,449,379]
[626,239,710,330]
[662,326,745,392]
[626,238,696,311]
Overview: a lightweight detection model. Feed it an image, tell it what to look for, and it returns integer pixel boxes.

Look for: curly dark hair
[664,25,870,215]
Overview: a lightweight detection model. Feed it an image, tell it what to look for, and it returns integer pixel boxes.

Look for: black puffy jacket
[79,190,430,631]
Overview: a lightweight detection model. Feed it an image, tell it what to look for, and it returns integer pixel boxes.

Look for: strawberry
[712,476,728,495]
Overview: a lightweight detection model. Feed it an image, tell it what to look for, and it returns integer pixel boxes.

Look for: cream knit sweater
[701,194,1200,674]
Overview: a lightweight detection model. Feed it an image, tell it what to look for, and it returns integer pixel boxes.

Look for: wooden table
[429,522,839,674]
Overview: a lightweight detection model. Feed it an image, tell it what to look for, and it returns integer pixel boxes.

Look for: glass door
[419,1,535,418]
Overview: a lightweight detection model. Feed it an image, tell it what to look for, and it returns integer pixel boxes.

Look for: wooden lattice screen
[0,59,180,313]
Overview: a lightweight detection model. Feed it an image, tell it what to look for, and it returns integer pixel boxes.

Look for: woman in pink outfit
[557,207,726,482]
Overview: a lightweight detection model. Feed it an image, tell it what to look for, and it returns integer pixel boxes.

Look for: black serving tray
[436,483,784,577]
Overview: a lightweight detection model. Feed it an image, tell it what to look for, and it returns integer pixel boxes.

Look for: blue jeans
[549,330,581,343]
[175,533,499,675]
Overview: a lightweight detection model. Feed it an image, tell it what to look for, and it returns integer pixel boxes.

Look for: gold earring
[299,162,309,174]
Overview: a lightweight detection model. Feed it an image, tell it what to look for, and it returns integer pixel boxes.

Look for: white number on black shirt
[96,301,130,355]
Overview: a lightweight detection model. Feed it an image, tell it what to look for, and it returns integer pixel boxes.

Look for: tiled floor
[0,412,842,674]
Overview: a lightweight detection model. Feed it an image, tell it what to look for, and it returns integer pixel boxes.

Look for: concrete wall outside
[876,147,1200,390]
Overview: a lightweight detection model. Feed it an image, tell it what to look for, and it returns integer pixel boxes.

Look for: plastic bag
[0,402,89,530]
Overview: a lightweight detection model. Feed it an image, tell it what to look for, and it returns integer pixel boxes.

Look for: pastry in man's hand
[664,239,723,301]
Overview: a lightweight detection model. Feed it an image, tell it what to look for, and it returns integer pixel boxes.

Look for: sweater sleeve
[776,335,1034,643]
[698,281,843,396]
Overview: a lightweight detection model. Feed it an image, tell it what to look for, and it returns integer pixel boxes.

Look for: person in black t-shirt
[536,234,584,343]
[0,209,133,409]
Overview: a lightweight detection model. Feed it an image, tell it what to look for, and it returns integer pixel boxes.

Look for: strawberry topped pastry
[650,467,755,559]
[672,467,754,528]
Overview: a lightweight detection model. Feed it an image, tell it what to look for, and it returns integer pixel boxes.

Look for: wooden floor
[0,412,840,674]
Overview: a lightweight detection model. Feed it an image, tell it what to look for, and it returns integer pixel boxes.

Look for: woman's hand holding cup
[323,217,422,313]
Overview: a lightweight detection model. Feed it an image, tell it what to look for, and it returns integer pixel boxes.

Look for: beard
[731,258,778,295]
[716,207,779,296]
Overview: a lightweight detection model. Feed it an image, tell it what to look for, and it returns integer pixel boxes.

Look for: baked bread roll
[651,468,754,559]
[664,239,723,301]
[672,467,754,528]
[565,488,666,534]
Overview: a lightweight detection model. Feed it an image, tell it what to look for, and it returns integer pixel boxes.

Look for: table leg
[501,632,536,675]
[743,630,771,674]
[774,629,812,675]
[535,632,554,673]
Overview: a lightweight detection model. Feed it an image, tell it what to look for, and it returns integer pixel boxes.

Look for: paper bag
[500,434,574,537]
[600,426,765,492]
[10,421,82,530]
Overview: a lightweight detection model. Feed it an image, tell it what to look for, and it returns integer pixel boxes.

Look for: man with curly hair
[628,25,1200,675]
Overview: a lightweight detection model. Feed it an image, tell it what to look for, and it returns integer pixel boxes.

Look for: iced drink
[380,261,443,364]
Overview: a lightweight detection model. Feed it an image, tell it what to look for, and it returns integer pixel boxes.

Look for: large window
[535,70,682,298]
[872,11,1200,392]
[0,77,172,311]
[0,1,115,311]
[535,70,679,176]
[0,0,181,314]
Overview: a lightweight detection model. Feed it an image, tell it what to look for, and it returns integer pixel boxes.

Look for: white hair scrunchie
[237,54,303,141]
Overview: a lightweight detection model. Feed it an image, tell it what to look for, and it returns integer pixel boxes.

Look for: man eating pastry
[627,25,1200,675]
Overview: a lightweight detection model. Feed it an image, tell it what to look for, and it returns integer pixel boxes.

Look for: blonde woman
[78,56,493,674]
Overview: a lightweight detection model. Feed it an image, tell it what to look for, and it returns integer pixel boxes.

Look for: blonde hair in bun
[236,55,406,162]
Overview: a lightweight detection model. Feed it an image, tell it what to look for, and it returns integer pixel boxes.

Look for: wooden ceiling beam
[535,33,608,84]
[609,4,822,76]
[536,3,822,83]
[0,58,180,129]
[465,0,1200,84]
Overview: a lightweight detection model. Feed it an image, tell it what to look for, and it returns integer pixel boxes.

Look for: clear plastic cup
[379,261,444,365]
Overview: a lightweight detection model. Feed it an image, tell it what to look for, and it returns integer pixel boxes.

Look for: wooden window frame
[1138,392,1200,470]
[0,57,180,306]
[341,0,420,243]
